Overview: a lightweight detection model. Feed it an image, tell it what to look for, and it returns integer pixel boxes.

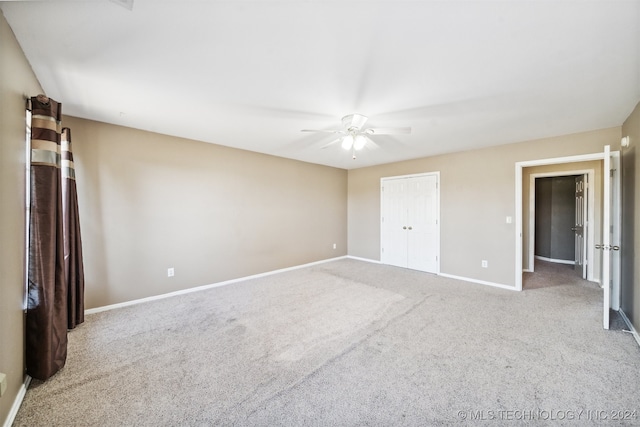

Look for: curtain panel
[62,127,85,329]
[27,95,85,381]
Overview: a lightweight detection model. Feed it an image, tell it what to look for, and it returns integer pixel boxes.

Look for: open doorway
[515,147,621,329]
[522,165,599,282]
[527,170,597,282]
[524,172,596,290]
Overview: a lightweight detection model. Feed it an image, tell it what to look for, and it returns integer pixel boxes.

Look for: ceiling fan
[301,114,411,159]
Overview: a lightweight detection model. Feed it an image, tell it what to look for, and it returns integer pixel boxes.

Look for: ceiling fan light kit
[302,113,411,158]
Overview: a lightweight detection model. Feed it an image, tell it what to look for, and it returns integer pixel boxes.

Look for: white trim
[346,255,382,264]
[534,255,576,266]
[85,256,348,315]
[519,152,608,167]
[619,310,640,348]
[3,375,31,427]
[528,169,595,281]
[515,164,523,290]
[438,272,517,291]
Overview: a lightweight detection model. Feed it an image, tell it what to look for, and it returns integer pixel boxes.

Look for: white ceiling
[3,1,639,170]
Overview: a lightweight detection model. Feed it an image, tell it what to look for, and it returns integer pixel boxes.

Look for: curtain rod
[25,94,50,111]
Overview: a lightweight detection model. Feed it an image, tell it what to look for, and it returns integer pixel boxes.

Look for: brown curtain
[61,127,85,328]
[27,95,85,381]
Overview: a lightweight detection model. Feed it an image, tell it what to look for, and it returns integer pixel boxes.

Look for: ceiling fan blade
[301,129,344,134]
[365,127,412,135]
[363,135,380,150]
[320,139,341,149]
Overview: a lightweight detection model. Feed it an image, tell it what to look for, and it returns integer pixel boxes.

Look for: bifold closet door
[406,175,438,272]
[381,174,438,273]
[381,178,408,268]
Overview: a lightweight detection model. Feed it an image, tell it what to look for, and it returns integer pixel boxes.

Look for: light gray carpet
[13,259,640,426]
[523,259,600,290]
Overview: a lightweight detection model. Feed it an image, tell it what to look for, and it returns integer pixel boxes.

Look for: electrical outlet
[481,260,488,268]
[333,243,337,249]
[167,268,175,277]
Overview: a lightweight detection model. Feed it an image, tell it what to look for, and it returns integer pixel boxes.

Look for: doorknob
[403,226,407,230]
[595,244,602,249]
[612,246,620,251]
[408,226,413,230]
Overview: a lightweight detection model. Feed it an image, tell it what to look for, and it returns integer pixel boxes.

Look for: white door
[381,179,408,268]
[407,175,438,272]
[573,175,587,279]
[381,174,439,273]
[600,146,622,329]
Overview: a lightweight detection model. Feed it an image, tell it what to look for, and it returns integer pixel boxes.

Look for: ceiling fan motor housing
[342,113,368,131]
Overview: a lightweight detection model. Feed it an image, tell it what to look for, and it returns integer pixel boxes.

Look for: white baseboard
[3,375,31,427]
[619,309,640,348]
[346,255,381,264]
[534,255,575,265]
[86,256,349,315]
[438,273,518,291]
[347,257,516,292]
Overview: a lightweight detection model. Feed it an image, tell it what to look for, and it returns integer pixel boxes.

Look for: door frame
[380,171,441,274]
[515,150,620,306]
[527,169,595,281]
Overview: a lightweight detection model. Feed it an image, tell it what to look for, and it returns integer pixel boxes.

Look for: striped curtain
[27,95,85,380]
[62,127,85,329]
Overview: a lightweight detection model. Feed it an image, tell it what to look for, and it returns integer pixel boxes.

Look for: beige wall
[523,161,603,280]
[348,127,620,288]
[63,116,348,309]
[0,11,43,424]
[621,101,640,332]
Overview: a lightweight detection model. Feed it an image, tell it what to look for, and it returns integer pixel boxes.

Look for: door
[573,175,587,278]
[602,146,611,329]
[381,174,439,273]
[600,146,622,329]
[407,175,438,272]
[596,145,620,329]
[381,179,409,268]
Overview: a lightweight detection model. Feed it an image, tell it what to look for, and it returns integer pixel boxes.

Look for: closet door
[381,178,408,268]
[381,174,439,273]
[407,175,438,272]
